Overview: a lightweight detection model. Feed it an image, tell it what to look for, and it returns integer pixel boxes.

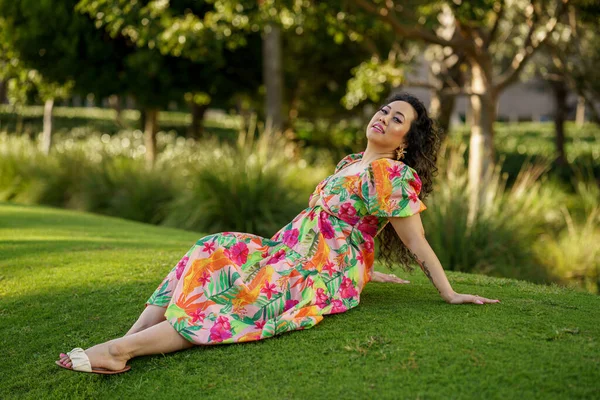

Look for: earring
[396,146,406,160]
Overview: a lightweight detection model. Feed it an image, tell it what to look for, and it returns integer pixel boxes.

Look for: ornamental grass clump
[421,141,561,284]
[161,124,329,237]
[535,206,600,294]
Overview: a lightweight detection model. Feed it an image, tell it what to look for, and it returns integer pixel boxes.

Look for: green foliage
[161,125,326,237]
[422,141,565,283]
[535,207,600,294]
[0,126,327,236]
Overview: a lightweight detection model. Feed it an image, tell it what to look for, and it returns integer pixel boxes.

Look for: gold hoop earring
[396,146,406,160]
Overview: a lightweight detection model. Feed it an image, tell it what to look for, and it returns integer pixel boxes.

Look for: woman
[56,93,500,374]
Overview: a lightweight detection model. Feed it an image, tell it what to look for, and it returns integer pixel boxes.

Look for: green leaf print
[252,293,285,321]
[305,231,320,259]
[165,304,188,321]
[229,318,250,335]
[261,319,276,339]
[242,251,264,270]
[300,318,317,329]
[147,280,171,307]
[298,228,317,251]
[205,268,243,305]
[275,320,298,334]
[325,275,343,296]
[339,188,349,202]
[243,262,262,283]
[232,314,259,325]
[336,244,348,254]
[398,198,410,213]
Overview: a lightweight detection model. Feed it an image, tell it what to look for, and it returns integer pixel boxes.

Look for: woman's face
[366,100,417,150]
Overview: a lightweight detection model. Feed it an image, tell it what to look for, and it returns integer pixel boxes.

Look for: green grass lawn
[1,203,598,399]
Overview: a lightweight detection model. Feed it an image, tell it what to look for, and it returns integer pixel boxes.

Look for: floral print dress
[146,152,427,344]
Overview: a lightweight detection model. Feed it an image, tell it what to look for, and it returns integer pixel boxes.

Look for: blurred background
[0,0,598,293]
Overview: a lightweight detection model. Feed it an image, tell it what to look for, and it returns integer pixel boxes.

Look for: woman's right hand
[446,292,500,305]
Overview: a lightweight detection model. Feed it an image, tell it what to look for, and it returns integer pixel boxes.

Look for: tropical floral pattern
[146,151,427,344]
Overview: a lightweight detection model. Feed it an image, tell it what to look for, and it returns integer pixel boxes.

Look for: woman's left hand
[445,292,500,305]
[371,271,410,284]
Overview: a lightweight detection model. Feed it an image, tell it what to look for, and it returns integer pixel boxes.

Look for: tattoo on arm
[409,250,441,294]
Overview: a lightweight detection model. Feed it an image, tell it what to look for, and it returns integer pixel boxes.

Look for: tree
[347,0,570,222]
[1,0,246,165]
[0,18,73,152]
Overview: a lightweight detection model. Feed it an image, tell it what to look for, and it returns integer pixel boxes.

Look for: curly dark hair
[375,92,443,272]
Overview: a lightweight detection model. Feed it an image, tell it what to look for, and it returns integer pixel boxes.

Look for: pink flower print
[315,287,329,308]
[261,281,279,299]
[408,175,422,194]
[356,252,364,263]
[190,310,206,323]
[319,212,335,239]
[357,216,379,237]
[224,242,249,266]
[322,260,335,277]
[339,203,360,224]
[283,228,299,248]
[209,316,232,342]
[197,270,211,285]
[306,277,314,287]
[330,299,347,314]
[202,241,216,254]
[175,255,189,279]
[284,299,299,312]
[308,209,317,221]
[254,320,266,329]
[339,276,358,299]
[386,164,402,179]
[266,249,286,264]
[364,240,374,253]
[408,191,419,203]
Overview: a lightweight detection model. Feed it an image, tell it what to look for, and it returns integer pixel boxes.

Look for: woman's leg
[59,321,195,371]
[124,305,167,336]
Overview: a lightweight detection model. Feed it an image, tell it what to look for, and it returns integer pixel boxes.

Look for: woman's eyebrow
[384,105,405,119]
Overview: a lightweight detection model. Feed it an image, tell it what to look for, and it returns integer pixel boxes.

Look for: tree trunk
[262,23,283,132]
[429,90,455,141]
[144,108,158,169]
[467,63,496,226]
[187,102,207,140]
[576,95,586,127]
[109,95,124,128]
[0,79,7,104]
[551,80,568,167]
[42,98,55,155]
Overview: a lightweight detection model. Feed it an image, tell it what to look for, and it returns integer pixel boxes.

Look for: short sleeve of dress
[361,158,427,217]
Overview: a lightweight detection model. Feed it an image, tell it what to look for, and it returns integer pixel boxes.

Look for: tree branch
[352,0,470,50]
[400,80,474,96]
[485,0,506,47]
[495,0,569,93]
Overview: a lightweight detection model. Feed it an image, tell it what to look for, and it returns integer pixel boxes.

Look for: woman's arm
[388,213,500,305]
[371,271,410,284]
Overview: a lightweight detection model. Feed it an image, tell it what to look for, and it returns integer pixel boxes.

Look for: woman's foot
[58,341,129,372]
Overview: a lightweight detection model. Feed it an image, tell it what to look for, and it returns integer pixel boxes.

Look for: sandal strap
[67,348,92,372]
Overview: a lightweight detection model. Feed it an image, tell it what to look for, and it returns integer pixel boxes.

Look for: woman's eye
[380,108,387,114]
[394,117,402,123]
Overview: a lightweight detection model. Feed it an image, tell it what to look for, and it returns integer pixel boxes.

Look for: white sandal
[55,348,131,375]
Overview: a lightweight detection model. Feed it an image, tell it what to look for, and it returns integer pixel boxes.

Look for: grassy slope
[0,203,598,400]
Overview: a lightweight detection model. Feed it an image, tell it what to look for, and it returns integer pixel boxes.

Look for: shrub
[535,206,600,293]
[421,141,562,283]
[161,126,328,237]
